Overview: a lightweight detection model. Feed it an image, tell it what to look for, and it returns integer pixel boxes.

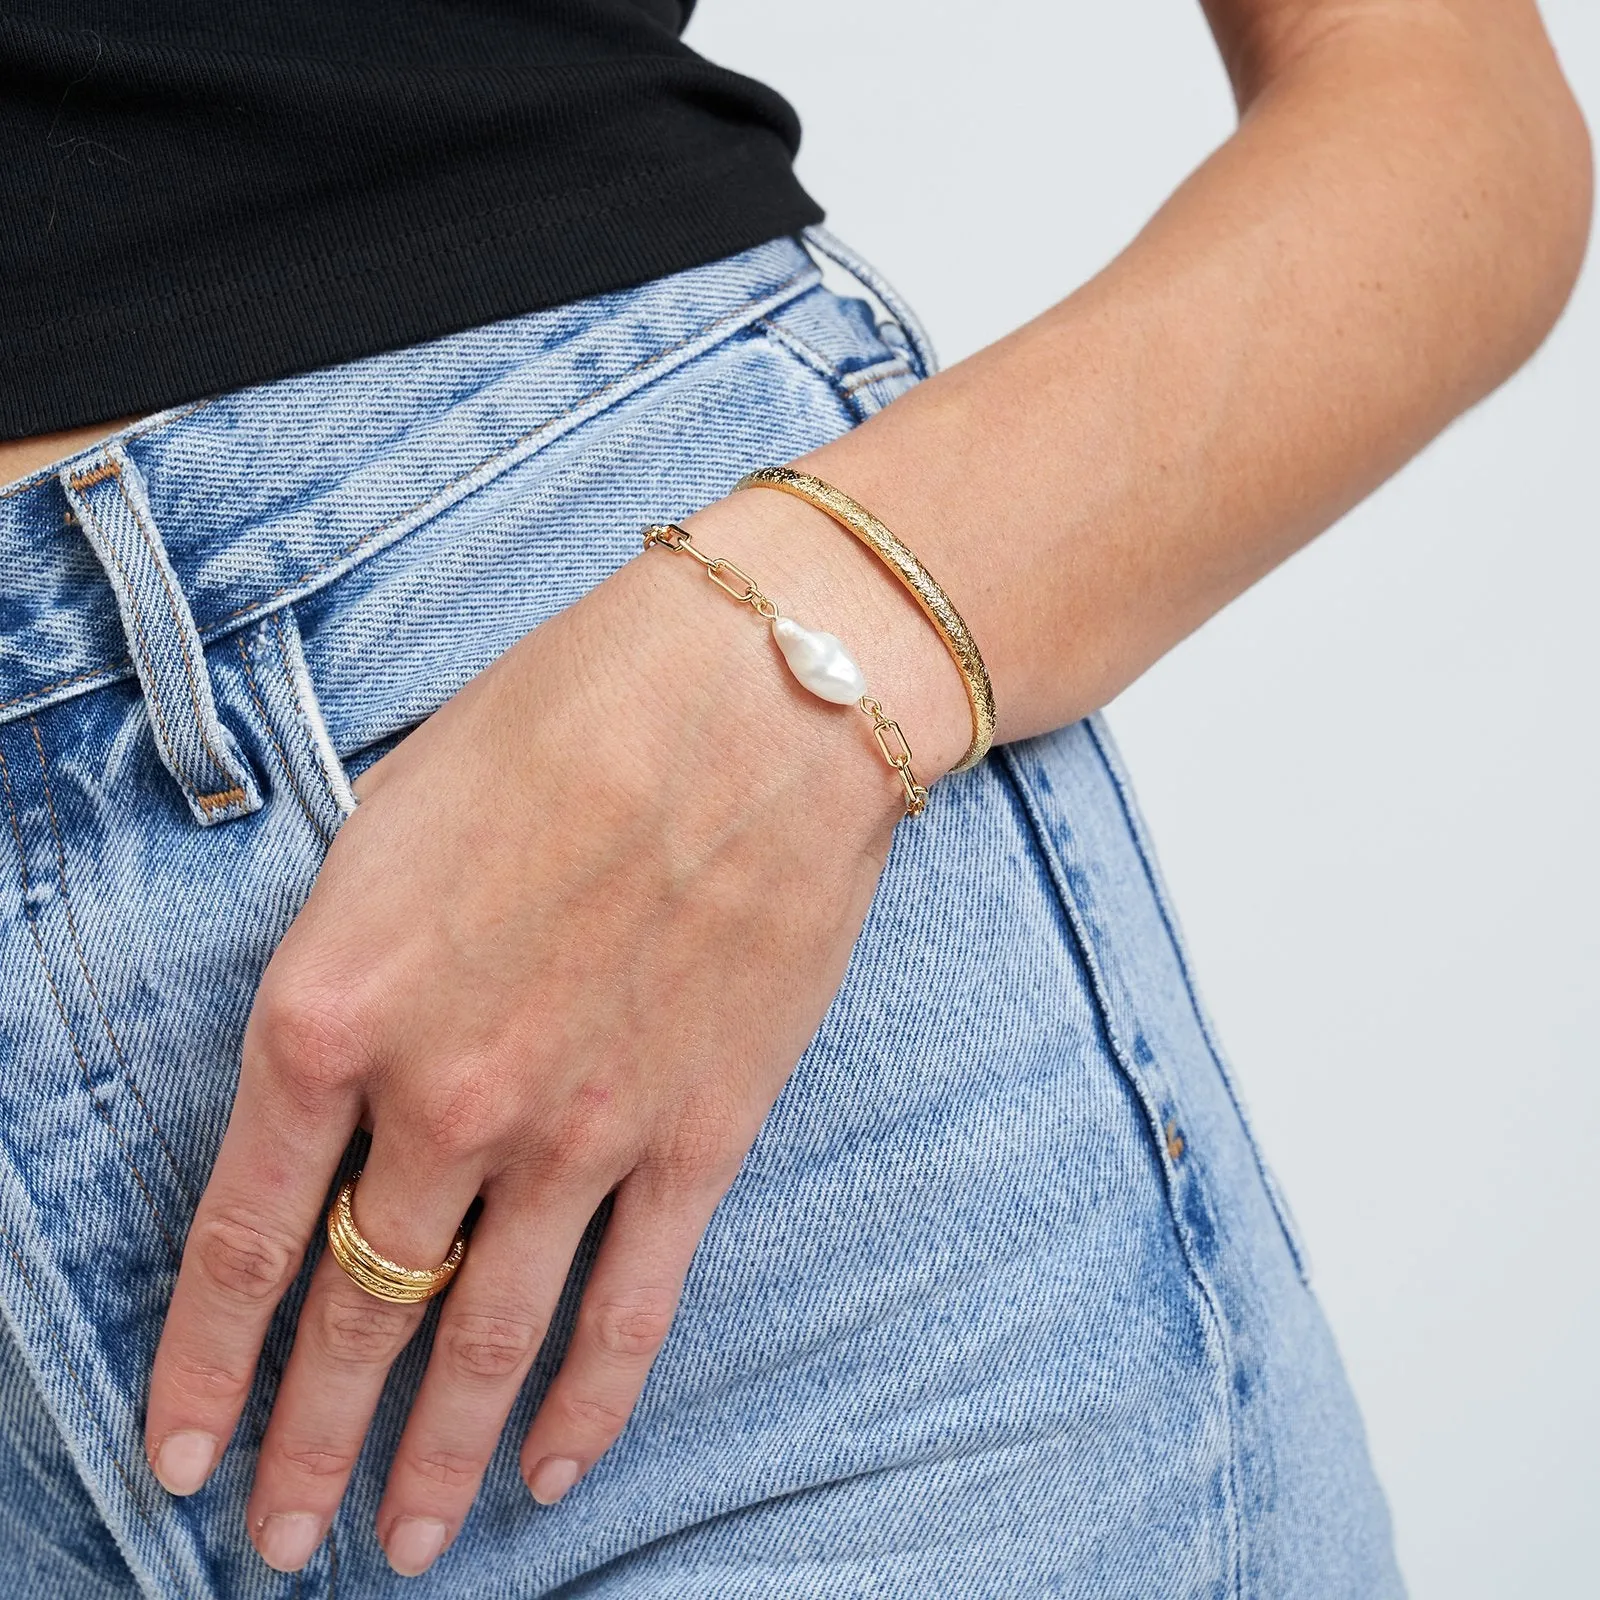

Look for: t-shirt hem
[0,157,823,439]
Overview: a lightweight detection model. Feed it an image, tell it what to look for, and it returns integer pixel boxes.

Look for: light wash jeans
[0,231,1402,1598]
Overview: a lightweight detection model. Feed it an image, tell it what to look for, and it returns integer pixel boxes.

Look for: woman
[0,0,1588,1594]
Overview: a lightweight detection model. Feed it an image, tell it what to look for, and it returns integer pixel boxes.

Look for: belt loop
[801,224,941,379]
[61,444,262,826]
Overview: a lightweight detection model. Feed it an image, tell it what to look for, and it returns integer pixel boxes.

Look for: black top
[0,1,821,439]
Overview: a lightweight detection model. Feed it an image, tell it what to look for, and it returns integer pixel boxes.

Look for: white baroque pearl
[770,615,868,705]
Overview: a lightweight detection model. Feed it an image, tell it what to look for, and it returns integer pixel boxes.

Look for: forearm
[706,0,1590,774]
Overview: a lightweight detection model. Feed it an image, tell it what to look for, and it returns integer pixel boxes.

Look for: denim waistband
[0,234,838,730]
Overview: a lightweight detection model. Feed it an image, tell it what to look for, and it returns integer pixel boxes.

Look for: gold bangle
[733,465,995,771]
[325,1176,467,1304]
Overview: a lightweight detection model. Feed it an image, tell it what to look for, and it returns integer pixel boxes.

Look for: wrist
[581,537,895,843]
[678,485,974,787]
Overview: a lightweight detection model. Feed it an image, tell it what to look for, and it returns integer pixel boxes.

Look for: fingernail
[528,1456,581,1505]
[152,1430,218,1496]
[256,1512,323,1572]
[385,1516,448,1576]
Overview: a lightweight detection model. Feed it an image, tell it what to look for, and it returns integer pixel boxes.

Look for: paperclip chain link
[643,522,929,818]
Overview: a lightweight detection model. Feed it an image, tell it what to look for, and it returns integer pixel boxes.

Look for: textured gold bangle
[733,465,995,771]
[325,1176,467,1304]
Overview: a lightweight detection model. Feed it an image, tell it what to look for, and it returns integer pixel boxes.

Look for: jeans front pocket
[1083,717,1313,1284]
[1005,718,1313,1289]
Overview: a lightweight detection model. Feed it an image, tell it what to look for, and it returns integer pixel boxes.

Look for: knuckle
[544,1088,632,1177]
[655,1105,743,1190]
[439,1313,542,1383]
[313,1290,418,1366]
[583,1289,677,1361]
[410,1069,505,1162]
[557,1388,632,1436]
[190,1211,302,1305]
[251,977,372,1103]
[403,1446,485,1490]
[163,1350,253,1409]
[277,1441,360,1482]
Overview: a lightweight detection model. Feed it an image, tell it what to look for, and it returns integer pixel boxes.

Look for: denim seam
[751,312,836,381]
[766,318,868,421]
[551,1416,1092,1589]
[0,403,211,505]
[801,225,939,380]
[0,663,132,716]
[997,744,1245,1598]
[1083,716,1310,1284]
[207,262,817,632]
[107,465,249,808]
[840,359,914,394]
[754,314,914,423]
[753,313,915,406]
[0,744,184,1264]
[27,717,197,1210]
[0,1224,191,1600]
[235,629,334,848]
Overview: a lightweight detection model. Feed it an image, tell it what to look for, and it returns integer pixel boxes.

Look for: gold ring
[325,1176,467,1304]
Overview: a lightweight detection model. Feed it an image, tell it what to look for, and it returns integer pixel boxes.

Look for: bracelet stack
[642,468,994,820]
[733,467,995,773]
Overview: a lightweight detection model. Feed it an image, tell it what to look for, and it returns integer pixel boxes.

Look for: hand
[142,484,971,1577]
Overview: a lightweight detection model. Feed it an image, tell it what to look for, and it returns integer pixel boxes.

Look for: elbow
[1397,16,1592,396]
[1227,2,1593,380]
[1484,31,1594,375]
[1513,68,1592,357]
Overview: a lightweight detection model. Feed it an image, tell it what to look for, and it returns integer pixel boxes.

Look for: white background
[689,3,1597,1594]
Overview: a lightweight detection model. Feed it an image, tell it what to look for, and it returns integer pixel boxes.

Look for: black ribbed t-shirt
[0,1,822,439]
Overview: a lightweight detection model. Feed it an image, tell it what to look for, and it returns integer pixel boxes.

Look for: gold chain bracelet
[733,466,995,772]
[642,522,930,817]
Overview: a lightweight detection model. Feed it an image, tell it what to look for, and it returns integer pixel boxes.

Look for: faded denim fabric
[0,231,1403,1598]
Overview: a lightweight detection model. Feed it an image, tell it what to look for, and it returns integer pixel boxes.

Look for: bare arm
[694,0,1592,772]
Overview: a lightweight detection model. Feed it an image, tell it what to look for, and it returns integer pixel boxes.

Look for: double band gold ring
[325,1176,466,1304]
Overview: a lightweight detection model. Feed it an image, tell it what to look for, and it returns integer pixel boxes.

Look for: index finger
[145,1004,361,1496]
